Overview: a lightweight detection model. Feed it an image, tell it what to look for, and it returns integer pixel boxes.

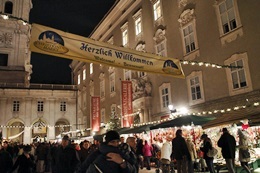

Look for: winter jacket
[142,143,153,157]
[53,145,79,173]
[172,136,191,160]
[217,132,236,159]
[82,143,135,173]
[200,137,213,160]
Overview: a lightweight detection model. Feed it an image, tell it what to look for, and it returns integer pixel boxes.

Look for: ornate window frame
[178,9,200,61]
[186,71,205,105]
[153,28,167,57]
[132,9,143,42]
[214,0,243,45]
[159,83,172,112]
[121,22,129,47]
[224,52,252,96]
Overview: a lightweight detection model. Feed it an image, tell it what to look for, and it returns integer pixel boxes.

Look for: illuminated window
[13,101,20,112]
[37,101,44,112]
[60,101,66,112]
[121,22,129,47]
[153,0,162,21]
[83,69,86,80]
[77,74,80,85]
[110,72,115,93]
[133,9,143,38]
[156,41,166,57]
[90,63,93,74]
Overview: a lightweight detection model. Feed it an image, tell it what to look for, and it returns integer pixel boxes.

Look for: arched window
[4,1,13,14]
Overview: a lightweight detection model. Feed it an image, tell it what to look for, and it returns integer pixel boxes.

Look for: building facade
[71,0,260,133]
[0,0,78,144]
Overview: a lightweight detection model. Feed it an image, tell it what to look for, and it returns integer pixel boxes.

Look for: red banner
[91,96,100,131]
[121,81,133,127]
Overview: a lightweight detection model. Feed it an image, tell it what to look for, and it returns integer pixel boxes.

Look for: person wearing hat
[200,133,215,173]
[0,142,13,173]
[217,128,236,173]
[53,135,80,173]
[11,145,36,173]
[80,130,135,173]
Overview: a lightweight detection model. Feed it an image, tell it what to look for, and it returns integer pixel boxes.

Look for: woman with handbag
[238,129,251,173]
[200,134,216,173]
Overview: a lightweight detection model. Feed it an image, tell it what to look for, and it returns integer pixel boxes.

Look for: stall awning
[150,115,215,130]
[202,106,260,129]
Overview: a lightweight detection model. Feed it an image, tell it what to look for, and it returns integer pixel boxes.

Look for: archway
[55,119,70,138]
[32,119,47,143]
[6,120,24,143]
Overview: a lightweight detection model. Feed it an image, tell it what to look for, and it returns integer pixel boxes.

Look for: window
[186,71,205,105]
[224,53,252,96]
[190,77,201,100]
[4,1,13,14]
[153,29,167,57]
[133,9,143,39]
[124,69,132,80]
[156,41,166,57]
[90,63,93,74]
[83,69,86,80]
[183,24,196,54]
[77,74,80,85]
[219,0,237,34]
[214,0,243,44]
[178,9,200,60]
[109,72,115,93]
[121,22,129,47]
[159,83,171,111]
[37,101,44,112]
[60,101,66,112]
[13,101,20,112]
[0,54,8,66]
[153,0,162,21]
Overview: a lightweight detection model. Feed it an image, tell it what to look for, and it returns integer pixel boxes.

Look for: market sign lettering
[30,24,185,78]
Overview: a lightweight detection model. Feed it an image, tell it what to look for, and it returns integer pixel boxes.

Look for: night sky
[29,0,116,84]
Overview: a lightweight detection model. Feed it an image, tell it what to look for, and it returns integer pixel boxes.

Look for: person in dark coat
[0,143,13,173]
[200,134,216,173]
[81,130,135,173]
[172,129,191,173]
[53,135,80,173]
[11,145,36,173]
[217,128,236,173]
[78,140,91,163]
[126,136,139,173]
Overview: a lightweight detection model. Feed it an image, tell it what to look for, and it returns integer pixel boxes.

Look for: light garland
[180,60,242,69]
[0,12,29,26]
[0,124,72,129]
[133,101,260,126]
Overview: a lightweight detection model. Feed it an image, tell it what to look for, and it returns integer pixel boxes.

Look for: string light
[180,60,242,69]
[0,12,29,26]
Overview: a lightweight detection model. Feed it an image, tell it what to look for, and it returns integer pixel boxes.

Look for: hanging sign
[121,81,133,127]
[91,96,101,131]
[29,24,185,78]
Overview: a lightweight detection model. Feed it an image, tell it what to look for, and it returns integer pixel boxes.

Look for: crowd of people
[0,127,253,173]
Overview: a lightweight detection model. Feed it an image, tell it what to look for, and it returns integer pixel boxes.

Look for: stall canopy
[202,107,260,129]
[150,115,215,130]
[119,124,155,134]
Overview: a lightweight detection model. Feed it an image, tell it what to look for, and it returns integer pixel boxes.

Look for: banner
[121,81,133,127]
[91,96,100,131]
[30,24,185,78]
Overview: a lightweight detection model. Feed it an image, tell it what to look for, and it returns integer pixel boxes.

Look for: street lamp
[168,104,176,118]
